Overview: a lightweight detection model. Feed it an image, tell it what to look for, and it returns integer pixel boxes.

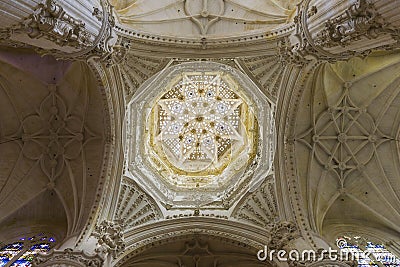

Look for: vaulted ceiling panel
[111,0,300,38]
[0,49,109,241]
[294,51,400,238]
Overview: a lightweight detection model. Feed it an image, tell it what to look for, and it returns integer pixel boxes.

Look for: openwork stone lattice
[146,70,258,190]
[151,72,254,178]
[127,62,274,209]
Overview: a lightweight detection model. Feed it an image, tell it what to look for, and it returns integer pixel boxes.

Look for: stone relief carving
[3,0,400,63]
[26,0,96,49]
[32,248,104,267]
[102,37,131,67]
[86,0,117,63]
[115,178,162,230]
[92,220,126,259]
[241,55,285,99]
[120,54,169,98]
[184,0,225,35]
[268,221,299,250]
[314,0,399,48]
[277,37,311,66]
[287,0,400,63]
[0,0,120,64]
[126,61,274,209]
[233,177,278,228]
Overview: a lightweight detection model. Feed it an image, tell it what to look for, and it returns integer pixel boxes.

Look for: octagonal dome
[126,62,274,209]
[149,71,258,188]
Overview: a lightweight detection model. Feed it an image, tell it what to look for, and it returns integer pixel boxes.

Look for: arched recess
[117,234,269,267]
[0,47,115,248]
[114,217,273,267]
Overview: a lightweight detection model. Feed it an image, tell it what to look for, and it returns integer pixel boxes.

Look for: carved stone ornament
[114,178,162,230]
[314,0,399,48]
[0,0,121,65]
[268,221,299,250]
[240,55,285,100]
[278,37,311,66]
[92,220,126,259]
[288,0,400,63]
[86,0,118,63]
[26,0,96,49]
[32,248,104,267]
[233,177,278,228]
[101,37,131,67]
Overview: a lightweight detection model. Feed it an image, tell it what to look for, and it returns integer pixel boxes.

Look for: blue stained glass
[0,242,24,267]
[337,237,400,267]
[10,259,31,267]
[0,236,55,267]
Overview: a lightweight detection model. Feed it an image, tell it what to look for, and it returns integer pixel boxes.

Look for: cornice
[114,24,295,58]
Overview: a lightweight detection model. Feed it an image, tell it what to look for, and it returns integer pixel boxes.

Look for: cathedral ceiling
[110,0,299,38]
[293,51,400,240]
[0,48,110,242]
[1,0,400,265]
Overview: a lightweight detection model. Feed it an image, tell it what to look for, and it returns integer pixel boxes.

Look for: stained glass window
[0,235,55,267]
[336,235,400,267]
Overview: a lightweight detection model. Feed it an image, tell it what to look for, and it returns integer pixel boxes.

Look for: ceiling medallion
[127,62,274,209]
